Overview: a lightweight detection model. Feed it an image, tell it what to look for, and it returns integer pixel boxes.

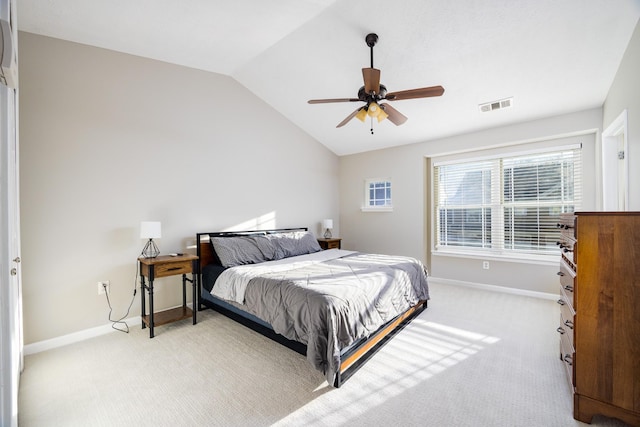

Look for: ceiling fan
[308,33,445,131]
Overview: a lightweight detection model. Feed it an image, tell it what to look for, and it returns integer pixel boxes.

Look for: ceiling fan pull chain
[370,117,374,134]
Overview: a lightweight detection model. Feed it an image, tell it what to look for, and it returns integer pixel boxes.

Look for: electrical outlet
[482,261,490,270]
[98,281,110,295]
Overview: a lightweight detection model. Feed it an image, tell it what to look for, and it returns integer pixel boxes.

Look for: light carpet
[18,282,630,426]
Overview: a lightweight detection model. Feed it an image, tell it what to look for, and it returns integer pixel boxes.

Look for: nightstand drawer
[153,260,193,278]
[317,238,341,250]
[326,240,340,249]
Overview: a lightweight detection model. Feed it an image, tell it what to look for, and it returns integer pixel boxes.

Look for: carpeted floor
[18,282,630,426]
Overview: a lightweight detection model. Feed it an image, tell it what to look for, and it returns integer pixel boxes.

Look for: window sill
[361,207,393,212]
[432,249,558,266]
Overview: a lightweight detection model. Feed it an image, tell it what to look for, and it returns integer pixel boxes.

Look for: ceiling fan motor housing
[358,84,387,104]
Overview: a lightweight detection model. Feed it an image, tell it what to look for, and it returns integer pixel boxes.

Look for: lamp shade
[140,221,161,239]
[322,219,333,229]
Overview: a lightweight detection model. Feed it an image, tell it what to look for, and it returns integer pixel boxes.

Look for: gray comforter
[213,250,430,384]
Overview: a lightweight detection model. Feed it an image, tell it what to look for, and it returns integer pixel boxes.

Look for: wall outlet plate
[98,281,110,295]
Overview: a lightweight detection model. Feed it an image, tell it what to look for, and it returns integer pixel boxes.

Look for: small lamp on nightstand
[140,221,161,258]
[322,219,333,239]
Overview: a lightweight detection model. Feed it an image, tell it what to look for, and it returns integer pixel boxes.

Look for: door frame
[601,109,629,211]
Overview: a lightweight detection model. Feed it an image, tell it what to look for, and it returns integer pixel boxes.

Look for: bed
[196,228,429,387]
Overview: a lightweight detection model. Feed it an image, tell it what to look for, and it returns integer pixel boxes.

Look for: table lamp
[140,221,161,258]
[322,219,333,239]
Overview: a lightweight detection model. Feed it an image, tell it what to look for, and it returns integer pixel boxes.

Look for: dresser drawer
[559,238,576,265]
[558,260,576,308]
[558,214,576,237]
[558,309,574,349]
[559,327,575,387]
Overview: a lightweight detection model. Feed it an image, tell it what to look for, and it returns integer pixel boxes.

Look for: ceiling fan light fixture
[367,102,380,117]
[376,108,388,122]
[355,107,368,122]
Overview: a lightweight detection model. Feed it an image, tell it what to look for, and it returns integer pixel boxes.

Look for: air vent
[479,97,513,113]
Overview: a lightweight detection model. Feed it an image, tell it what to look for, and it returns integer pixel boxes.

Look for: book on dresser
[556,212,640,427]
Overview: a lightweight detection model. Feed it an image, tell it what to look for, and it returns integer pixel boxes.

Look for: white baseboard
[24,302,198,355]
[24,315,142,355]
[428,277,558,301]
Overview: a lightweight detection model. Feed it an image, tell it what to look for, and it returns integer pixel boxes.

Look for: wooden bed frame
[195,229,428,387]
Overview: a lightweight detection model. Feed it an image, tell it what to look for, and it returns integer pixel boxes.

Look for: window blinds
[433,144,582,255]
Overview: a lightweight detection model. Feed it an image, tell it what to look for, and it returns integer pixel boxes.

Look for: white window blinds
[434,145,582,256]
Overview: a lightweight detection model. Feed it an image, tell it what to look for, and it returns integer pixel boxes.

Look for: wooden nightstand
[317,238,341,250]
[138,254,199,338]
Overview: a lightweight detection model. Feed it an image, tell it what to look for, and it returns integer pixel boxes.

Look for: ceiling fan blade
[386,85,445,101]
[362,68,381,94]
[380,103,408,126]
[308,98,360,104]
[336,107,364,128]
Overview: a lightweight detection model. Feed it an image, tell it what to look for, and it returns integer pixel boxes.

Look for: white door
[0,1,22,425]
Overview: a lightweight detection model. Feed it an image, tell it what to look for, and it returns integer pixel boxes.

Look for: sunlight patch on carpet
[276,319,501,426]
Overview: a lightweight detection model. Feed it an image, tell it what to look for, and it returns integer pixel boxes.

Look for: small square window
[363,178,393,212]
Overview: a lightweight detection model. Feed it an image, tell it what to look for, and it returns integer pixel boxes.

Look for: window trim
[431,143,582,260]
[362,178,393,212]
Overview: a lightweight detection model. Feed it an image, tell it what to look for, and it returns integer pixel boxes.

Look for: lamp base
[142,239,160,258]
[324,229,332,239]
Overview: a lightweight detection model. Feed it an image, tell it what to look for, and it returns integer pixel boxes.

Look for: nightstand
[317,238,341,250]
[138,254,199,338]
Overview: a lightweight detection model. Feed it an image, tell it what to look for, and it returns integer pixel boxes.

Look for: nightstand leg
[148,280,154,338]
[182,274,187,308]
[140,275,146,330]
[192,272,197,325]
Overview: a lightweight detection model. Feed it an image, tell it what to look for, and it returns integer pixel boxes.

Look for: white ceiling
[17,0,640,155]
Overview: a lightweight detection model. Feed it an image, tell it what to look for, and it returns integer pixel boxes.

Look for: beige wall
[18,32,339,344]
[603,21,640,209]
[340,108,602,295]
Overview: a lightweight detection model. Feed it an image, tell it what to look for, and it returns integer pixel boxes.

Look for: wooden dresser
[557,212,640,426]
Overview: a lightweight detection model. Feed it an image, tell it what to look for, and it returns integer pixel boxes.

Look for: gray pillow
[211,236,267,267]
[267,231,322,259]
[250,234,279,261]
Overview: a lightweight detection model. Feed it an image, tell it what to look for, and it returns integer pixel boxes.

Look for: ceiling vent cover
[479,97,513,113]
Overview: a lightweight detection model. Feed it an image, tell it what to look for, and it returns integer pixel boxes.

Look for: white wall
[603,21,640,209]
[18,32,339,344]
[340,108,602,295]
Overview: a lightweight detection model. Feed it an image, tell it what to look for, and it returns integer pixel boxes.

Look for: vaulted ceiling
[18,0,640,155]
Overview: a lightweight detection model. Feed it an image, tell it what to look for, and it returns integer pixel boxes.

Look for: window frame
[432,143,582,262]
[362,178,393,212]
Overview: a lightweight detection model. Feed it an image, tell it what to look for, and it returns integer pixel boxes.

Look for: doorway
[601,110,629,211]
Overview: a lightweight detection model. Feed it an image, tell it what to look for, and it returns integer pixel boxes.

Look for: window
[363,178,392,211]
[433,145,581,258]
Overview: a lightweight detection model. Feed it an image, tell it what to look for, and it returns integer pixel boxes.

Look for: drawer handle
[557,299,566,306]
[166,267,182,271]
[557,271,565,276]
[563,247,573,253]
[557,326,566,335]
[564,319,574,329]
[556,223,574,230]
[563,224,574,230]
[564,285,573,292]
[563,354,573,366]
